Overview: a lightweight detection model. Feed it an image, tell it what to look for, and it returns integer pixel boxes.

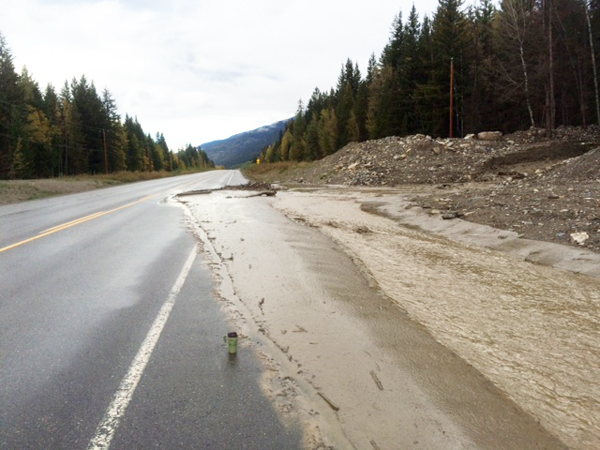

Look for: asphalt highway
[0,171,301,449]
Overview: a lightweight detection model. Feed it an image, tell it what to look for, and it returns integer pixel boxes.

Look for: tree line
[0,34,213,180]
[261,0,600,164]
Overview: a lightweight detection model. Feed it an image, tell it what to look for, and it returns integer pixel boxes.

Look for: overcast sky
[1,0,449,149]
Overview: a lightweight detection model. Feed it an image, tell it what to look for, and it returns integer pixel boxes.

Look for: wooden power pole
[102,129,108,174]
[449,58,454,138]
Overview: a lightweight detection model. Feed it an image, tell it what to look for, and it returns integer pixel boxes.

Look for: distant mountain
[199,119,289,168]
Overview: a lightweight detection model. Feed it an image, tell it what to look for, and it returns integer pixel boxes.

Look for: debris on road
[317,392,340,411]
[370,371,384,391]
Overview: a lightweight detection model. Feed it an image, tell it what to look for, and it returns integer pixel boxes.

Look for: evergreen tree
[42,84,62,176]
[71,76,105,173]
[317,108,338,156]
[464,0,497,131]
[0,34,26,178]
[367,64,395,139]
[402,5,423,132]
[305,113,321,160]
[156,132,172,171]
[430,0,470,137]
[58,82,86,175]
[124,115,145,171]
[18,68,53,177]
[413,16,436,134]
[101,89,127,172]
[336,81,356,147]
[289,102,307,161]
[381,11,405,68]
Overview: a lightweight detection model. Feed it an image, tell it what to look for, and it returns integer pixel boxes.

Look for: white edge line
[87,245,198,450]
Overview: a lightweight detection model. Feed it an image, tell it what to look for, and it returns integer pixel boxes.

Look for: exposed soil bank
[177,188,593,449]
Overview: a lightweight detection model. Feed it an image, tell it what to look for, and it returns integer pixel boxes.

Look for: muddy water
[274,189,600,450]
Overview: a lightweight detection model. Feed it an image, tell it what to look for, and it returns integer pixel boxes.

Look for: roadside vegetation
[242,161,313,184]
[0,168,214,205]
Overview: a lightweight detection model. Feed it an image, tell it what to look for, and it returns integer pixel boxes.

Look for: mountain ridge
[199,119,289,168]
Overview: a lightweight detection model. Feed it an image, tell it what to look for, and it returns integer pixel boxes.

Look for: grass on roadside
[0,168,214,206]
[242,161,312,183]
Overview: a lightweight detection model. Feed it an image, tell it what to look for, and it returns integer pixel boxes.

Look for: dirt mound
[542,147,600,182]
[290,127,599,187]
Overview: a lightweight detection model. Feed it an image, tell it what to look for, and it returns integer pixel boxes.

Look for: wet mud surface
[274,188,600,450]
[175,187,597,449]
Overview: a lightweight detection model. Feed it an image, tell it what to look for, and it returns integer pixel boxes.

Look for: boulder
[478,131,503,141]
[570,232,590,246]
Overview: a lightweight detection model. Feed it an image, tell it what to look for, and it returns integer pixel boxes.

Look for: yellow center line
[0,194,156,254]
[42,211,107,233]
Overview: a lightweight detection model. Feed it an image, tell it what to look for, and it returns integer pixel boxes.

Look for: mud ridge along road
[178,182,600,450]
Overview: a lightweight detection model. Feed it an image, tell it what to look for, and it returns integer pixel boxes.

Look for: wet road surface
[0,171,301,449]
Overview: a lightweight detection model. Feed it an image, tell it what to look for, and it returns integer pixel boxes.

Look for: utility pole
[102,129,108,174]
[585,1,600,125]
[449,58,454,138]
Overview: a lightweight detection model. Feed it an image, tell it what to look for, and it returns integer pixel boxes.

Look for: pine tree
[305,113,321,160]
[429,0,470,137]
[102,89,127,172]
[337,82,356,147]
[42,84,62,176]
[402,5,423,133]
[290,102,307,161]
[156,133,172,171]
[464,0,497,131]
[124,115,145,171]
[18,68,53,177]
[317,108,338,156]
[58,82,86,175]
[553,0,591,127]
[381,11,405,68]
[0,34,26,178]
[367,64,395,139]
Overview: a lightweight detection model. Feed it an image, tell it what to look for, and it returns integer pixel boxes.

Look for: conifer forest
[260,0,600,163]
[0,36,213,180]
[1,0,599,178]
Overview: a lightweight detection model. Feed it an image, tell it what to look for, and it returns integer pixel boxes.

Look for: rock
[464,134,476,140]
[347,162,359,170]
[442,212,460,220]
[570,231,590,245]
[478,131,503,141]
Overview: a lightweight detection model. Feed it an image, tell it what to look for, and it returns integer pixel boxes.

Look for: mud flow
[178,188,598,449]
